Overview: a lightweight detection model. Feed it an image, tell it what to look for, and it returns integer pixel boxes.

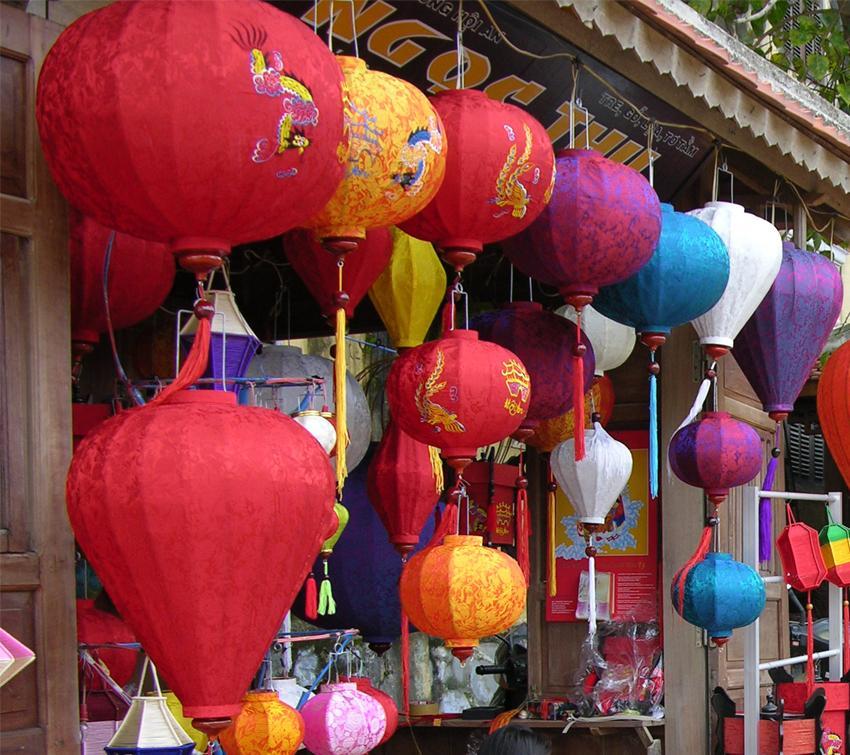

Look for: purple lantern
[180,290,260,392]
[294,448,435,653]
[732,241,843,422]
[668,411,762,506]
[471,302,595,439]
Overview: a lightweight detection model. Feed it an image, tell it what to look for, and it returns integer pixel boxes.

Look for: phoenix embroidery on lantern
[491,123,535,220]
[345,100,384,179]
[415,350,465,433]
[231,23,318,166]
[388,116,444,200]
[502,359,530,416]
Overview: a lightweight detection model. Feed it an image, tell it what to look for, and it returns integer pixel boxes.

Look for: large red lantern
[37,0,346,275]
[400,89,555,272]
[818,340,850,489]
[386,329,530,474]
[70,209,174,367]
[367,418,442,556]
[66,391,336,735]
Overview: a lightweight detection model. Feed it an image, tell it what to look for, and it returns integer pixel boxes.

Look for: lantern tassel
[673,523,714,614]
[516,480,530,586]
[573,311,586,461]
[318,559,336,616]
[648,355,658,499]
[759,425,781,564]
[428,446,444,494]
[843,589,849,676]
[304,572,318,621]
[401,608,410,717]
[152,305,212,405]
[548,469,557,598]
[334,305,347,494]
[806,592,814,695]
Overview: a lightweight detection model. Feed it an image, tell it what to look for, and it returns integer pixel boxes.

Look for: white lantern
[550,423,633,524]
[271,677,313,710]
[557,304,635,377]
[687,202,782,357]
[293,410,337,455]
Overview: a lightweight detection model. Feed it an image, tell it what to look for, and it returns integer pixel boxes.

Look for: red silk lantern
[76,598,137,689]
[37,0,346,276]
[777,507,828,592]
[818,340,850,489]
[400,89,555,272]
[70,209,174,364]
[66,391,336,735]
[282,228,392,318]
[367,418,442,555]
[338,676,398,746]
[386,330,530,473]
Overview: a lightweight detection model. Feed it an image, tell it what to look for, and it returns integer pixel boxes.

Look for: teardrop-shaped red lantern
[386,330,530,472]
[66,391,336,735]
[367,418,442,555]
[70,209,174,364]
[818,340,850,489]
[471,302,595,439]
[37,0,346,275]
[283,228,392,318]
[399,89,555,272]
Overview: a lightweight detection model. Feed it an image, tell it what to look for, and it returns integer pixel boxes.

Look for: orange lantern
[218,691,304,755]
[399,535,525,662]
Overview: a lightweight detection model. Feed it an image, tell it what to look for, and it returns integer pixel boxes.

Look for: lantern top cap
[700,410,731,420]
[443,329,478,342]
[337,55,367,73]
[295,410,323,417]
[704,552,732,562]
[660,203,675,213]
[167,390,237,406]
[243,691,280,702]
[504,301,543,312]
[321,682,358,693]
[703,201,745,214]
[554,147,598,159]
[782,240,800,253]
[443,534,484,547]
[433,87,489,102]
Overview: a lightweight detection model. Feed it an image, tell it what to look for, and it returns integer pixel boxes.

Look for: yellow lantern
[307,56,446,248]
[218,691,304,755]
[369,227,446,349]
[164,693,208,754]
[400,535,526,662]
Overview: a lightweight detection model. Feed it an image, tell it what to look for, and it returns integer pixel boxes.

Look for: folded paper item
[576,570,612,622]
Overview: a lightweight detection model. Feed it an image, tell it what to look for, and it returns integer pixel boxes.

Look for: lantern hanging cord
[456,0,466,89]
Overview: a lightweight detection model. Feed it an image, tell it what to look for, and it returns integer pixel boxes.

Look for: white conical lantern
[557,304,636,377]
[293,410,337,455]
[687,202,782,358]
[550,423,633,524]
[0,627,35,687]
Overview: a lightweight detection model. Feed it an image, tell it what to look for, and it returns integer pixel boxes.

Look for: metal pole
[742,486,760,754]
[758,648,841,671]
[756,490,833,501]
[827,492,844,681]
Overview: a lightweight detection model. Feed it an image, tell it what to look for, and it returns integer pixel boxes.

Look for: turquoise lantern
[593,203,729,499]
[671,552,765,645]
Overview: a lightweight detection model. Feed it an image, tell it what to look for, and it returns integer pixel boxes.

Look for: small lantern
[671,552,765,645]
[300,682,386,755]
[557,305,635,378]
[338,676,398,745]
[820,517,850,587]
[218,691,305,755]
[400,535,526,662]
[293,411,337,456]
[778,509,828,592]
[0,627,35,688]
[270,677,312,710]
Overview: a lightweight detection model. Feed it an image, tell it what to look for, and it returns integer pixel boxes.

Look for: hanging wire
[647,120,656,187]
[349,0,360,58]
[456,0,466,89]
[327,0,335,52]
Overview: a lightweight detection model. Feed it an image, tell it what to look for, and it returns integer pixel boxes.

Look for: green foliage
[688,0,850,112]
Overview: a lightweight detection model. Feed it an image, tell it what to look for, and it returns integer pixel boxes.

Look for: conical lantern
[557,305,635,377]
[400,89,555,272]
[0,627,35,688]
[246,344,371,473]
[338,676,398,746]
[305,57,446,248]
[818,340,850,489]
[67,391,336,735]
[386,330,531,474]
[688,201,782,358]
[367,418,442,555]
[164,694,208,754]
[37,0,346,277]
[293,411,337,455]
[70,208,174,369]
[668,412,762,506]
[300,682,386,755]
[218,691,305,755]
[400,535,526,662]
[180,289,260,391]
[733,241,843,422]
[368,228,446,349]
[671,553,765,645]
[471,302,594,439]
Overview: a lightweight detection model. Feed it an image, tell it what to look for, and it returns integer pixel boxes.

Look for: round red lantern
[339,676,398,746]
[386,329,531,472]
[37,0,346,275]
[399,89,555,271]
[70,209,174,364]
[818,340,850,489]
[367,418,442,555]
[66,391,336,734]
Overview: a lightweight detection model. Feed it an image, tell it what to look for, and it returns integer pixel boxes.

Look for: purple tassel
[758,446,780,563]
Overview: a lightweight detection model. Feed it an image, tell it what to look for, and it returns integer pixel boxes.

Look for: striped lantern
[820,516,850,587]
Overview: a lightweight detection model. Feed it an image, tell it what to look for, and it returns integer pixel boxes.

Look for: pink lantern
[300,682,386,755]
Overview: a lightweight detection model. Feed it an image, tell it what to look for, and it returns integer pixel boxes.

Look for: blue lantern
[671,552,765,644]
[294,448,435,653]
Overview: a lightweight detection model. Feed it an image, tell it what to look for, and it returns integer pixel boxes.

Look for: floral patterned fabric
[301,683,386,755]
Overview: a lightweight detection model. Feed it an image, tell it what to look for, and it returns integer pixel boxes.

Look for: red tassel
[806,592,814,695]
[304,572,318,621]
[516,486,530,586]
[426,502,457,550]
[151,312,211,404]
[401,610,410,717]
[573,311,585,461]
[843,590,849,676]
[672,525,713,614]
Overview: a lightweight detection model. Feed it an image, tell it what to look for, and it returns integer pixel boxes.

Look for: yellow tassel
[548,485,557,598]
[428,445,444,494]
[334,305,347,494]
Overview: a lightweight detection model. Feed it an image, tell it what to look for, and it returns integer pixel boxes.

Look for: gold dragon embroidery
[491,123,535,220]
[415,350,465,433]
